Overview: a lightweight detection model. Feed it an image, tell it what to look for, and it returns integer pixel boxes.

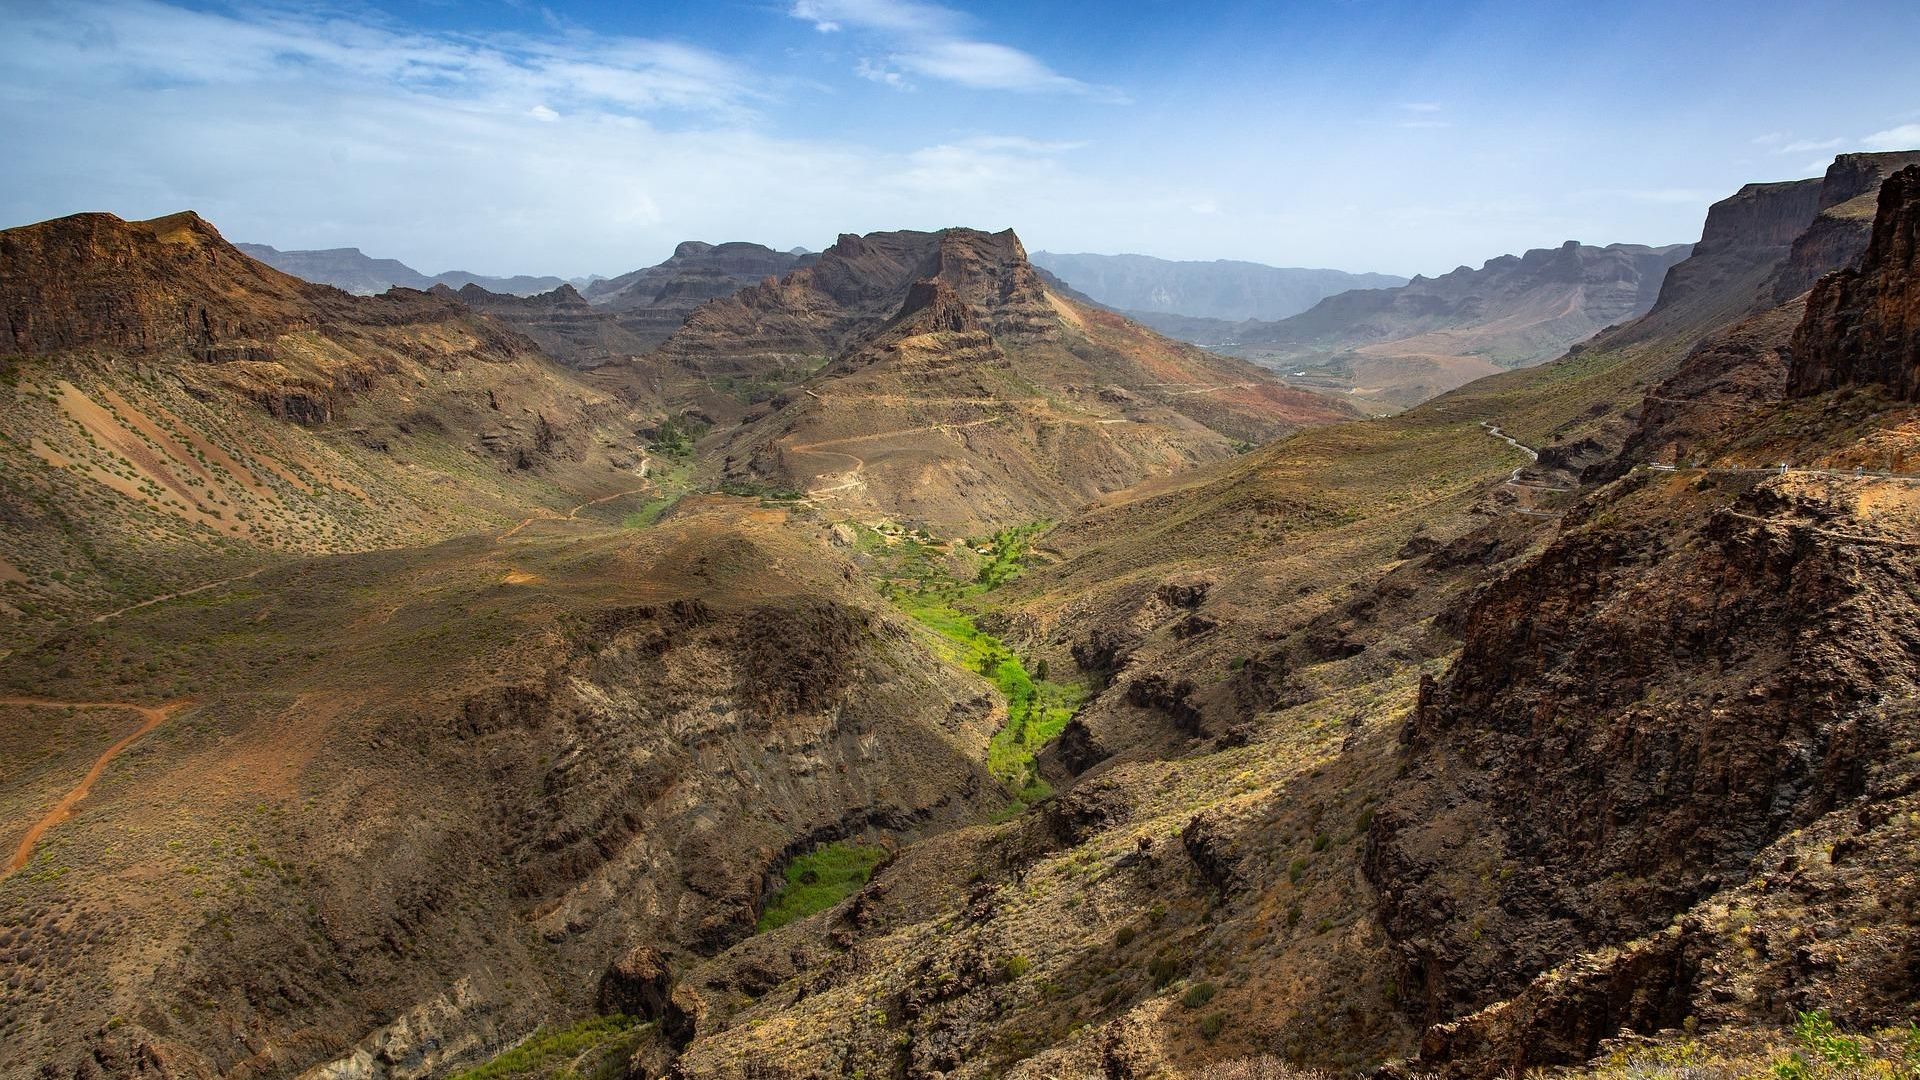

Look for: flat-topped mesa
[2,211,324,357]
[1770,150,1920,303]
[1789,164,1920,399]
[588,241,812,310]
[941,230,1056,336]
[652,226,1063,367]
[1637,179,1825,322]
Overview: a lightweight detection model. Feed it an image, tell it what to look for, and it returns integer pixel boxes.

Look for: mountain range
[234,243,603,297]
[1027,251,1406,322]
[3,150,1920,1080]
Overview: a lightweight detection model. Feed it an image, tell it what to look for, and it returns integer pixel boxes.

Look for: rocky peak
[886,279,985,335]
[1788,164,1920,399]
[919,228,1055,337]
[2,209,324,357]
[1769,149,1920,303]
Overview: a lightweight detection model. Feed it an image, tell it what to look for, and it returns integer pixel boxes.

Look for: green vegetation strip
[448,1015,642,1080]
[867,521,1087,815]
[757,841,889,932]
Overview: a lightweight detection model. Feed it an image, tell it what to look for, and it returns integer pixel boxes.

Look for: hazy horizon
[3,0,1917,279]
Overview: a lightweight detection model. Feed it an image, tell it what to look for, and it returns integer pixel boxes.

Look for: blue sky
[2,0,1917,278]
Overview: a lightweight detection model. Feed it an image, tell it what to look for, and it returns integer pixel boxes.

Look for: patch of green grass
[757,841,888,933]
[448,1015,640,1080]
[867,521,1085,811]
[716,479,804,502]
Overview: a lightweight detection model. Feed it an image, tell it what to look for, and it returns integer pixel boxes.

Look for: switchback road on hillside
[2,697,191,874]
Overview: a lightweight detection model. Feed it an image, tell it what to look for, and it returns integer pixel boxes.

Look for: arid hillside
[702,228,1359,532]
[0,211,650,651]
[584,153,1920,1080]
[4,155,1920,1080]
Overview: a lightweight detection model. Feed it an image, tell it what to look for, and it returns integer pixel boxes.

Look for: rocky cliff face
[1770,152,1920,304]
[1789,165,1920,399]
[1355,162,1920,1077]
[4,212,326,357]
[1371,474,1920,1011]
[653,228,1059,373]
[1635,181,1824,330]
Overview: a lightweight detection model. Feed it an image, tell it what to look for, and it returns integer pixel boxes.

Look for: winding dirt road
[497,483,655,542]
[2,697,191,874]
[786,419,1001,499]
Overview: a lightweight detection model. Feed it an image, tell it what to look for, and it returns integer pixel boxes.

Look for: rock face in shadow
[1770,151,1920,304]
[1360,159,1920,1080]
[1789,164,1920,400]
[1366,475,1920,1071]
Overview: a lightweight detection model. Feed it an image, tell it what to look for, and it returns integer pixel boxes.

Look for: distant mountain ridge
[1206,239,1692,411]
[1029,250,1406,322]
[235,242,599,297]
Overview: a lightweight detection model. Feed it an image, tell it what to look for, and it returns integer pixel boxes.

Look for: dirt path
[786,419,1000,500]
[2,697,191,874]
[91,567,267,624]
[498,483,655,542]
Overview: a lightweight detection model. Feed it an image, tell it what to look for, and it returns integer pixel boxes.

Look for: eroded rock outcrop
[1789,165,1920,399]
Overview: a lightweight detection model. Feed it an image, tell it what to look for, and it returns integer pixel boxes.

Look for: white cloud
[854,57,909,88]
[791,0,965,37]
[1401,102,1444,113]
[787,0,1125,101]
[1777,137,1844,154]
[0,0,1146,276]
[1864,124,1920,151]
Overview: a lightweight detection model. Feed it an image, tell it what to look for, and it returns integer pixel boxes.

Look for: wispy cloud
[1778,137,1845,154]
[1864,123,1920,151]
[0,0,1139,274]
[788,0,1127,102]
[1395,102,1451,129]
[6,0,763,120]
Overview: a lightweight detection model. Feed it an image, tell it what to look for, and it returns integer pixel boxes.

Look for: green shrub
[1148,955,1179,988]
[1792,1010,1866,1069]
[1181,982,1217,1009]
[1200,1012,1226,1040]
[1113,926,1136,948]
[756,842,888,933]
[1002,955,1032,980]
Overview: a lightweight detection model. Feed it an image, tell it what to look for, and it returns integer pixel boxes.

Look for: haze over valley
[4,2,1920,1079]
